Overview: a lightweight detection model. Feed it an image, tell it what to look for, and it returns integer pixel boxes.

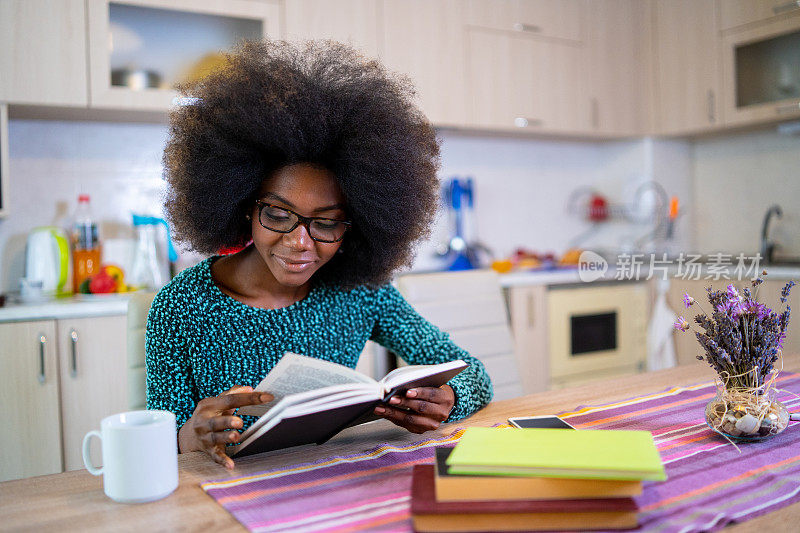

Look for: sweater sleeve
[369,284,493,422]
[145,288,197,432]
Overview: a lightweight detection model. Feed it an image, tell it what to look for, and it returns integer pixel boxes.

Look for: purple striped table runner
[202,374,800,532]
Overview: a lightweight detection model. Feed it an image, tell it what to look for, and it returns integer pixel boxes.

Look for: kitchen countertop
[0,293,131,322]
[498,263,800,288]
[2,263,797,322]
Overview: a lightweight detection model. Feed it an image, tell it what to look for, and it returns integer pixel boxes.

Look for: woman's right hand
[178,385,273,469]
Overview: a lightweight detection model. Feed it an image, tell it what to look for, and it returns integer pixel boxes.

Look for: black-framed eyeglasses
[255,201,351,243]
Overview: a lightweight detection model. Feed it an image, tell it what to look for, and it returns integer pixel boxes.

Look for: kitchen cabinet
[719,0,800,31]
[86,0,280,111]
[465,27,589,134]
[380,0,469,128]
[0,314,130,481]
[586,0,650,136]
[667,277,800,367]
[56,315,129,472]
[506,285,549,394]
[721,13,800,126]
[0,321,62,482]
[0,0,88,106]
[282,0,380,58]
[651,0,722,135]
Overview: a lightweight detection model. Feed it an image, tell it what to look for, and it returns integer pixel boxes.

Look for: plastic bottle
[71,194,101,293]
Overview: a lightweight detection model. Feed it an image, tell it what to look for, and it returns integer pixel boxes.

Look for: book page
[238,352,376,416]
[380,360,467,392]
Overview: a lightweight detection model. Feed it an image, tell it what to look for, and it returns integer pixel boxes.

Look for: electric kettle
[25,226,70,296]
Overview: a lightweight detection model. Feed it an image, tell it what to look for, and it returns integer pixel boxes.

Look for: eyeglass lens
[259,204,347,242]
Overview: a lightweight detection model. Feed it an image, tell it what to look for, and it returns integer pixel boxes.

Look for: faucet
[760,204,783,264]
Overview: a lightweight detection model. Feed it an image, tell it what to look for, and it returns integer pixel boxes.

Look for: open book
[230,353,467,458]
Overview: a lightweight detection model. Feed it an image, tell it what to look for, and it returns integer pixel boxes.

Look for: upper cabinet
[282,0,380,58]
[0,0,88,106]
[651,0,722,135]
[719,0,800,30]
[381,0,468,128]
[2,0,798,137]
[86,0,280,111]
[463,0,589,134]
[586,0,650,136]
[721,11,800,125]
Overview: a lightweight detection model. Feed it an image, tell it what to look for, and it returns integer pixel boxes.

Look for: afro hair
[163,39,441,288]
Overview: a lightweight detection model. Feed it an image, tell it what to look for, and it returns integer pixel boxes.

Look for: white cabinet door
[283,0,380,58]
[0,320,62,482]
[381,0,469,128]
[586,0,650,136]
[57,315,129,471]
[0,0,88,106]
[466,27,589,134]
[506,285,549,394]
[652,0,722,134]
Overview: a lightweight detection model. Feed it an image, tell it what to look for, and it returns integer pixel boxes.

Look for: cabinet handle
[513,22,541,34]
[773,1,800,14]
[514,117,543,128]
[527,293,536,328]
[70,329,78,378]
[776,102,800,114]
[591,98,599,129]
[707,90,716,124]
[38,335,46,384]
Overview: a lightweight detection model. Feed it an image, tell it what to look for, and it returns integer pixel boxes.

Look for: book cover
[434,447,642,501]
[412,465,639,532]
[446,427,666,481]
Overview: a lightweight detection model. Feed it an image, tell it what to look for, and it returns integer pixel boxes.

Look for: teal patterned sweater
[145,258,493,433]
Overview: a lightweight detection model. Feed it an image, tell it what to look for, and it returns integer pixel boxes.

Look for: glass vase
[704,389,789,442]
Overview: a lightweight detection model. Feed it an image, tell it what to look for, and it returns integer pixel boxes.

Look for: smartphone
[507,415,576,430]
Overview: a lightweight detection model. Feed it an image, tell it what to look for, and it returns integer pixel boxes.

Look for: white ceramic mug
[82,410,178,503]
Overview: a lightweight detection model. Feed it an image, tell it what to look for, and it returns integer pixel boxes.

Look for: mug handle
[82,430,103,476]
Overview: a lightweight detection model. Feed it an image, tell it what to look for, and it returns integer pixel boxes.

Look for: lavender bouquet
[675,272,795,440]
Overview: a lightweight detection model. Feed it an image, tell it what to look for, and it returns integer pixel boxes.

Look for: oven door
[547,283,648,380]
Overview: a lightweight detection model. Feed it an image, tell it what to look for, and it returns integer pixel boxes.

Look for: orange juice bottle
[71,194,101,293]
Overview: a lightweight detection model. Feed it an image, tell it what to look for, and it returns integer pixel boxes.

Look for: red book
[411,464,639,532]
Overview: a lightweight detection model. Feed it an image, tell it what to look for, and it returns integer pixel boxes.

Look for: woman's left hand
[373,385,455,434]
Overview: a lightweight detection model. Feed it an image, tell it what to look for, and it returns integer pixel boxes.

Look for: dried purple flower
[674,316,690,332]
[727,284,741,301]
[678,271,794,389]
[683,293,695,308]
[780,280,796,303]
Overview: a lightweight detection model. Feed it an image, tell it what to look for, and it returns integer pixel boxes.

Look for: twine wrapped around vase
[705,363,789,443]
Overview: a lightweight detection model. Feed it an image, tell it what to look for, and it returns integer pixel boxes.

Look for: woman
[146,40,493,469]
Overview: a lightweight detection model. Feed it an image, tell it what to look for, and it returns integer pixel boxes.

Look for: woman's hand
[178,385,273,469]
[373,385,455,434]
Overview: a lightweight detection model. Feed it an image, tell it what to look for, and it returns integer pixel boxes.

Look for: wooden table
[2,356,799,532]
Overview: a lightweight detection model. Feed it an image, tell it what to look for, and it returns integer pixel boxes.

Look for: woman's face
[250,163,347,289]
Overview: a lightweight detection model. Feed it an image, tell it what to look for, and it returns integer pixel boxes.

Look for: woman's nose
[283,223,314,250]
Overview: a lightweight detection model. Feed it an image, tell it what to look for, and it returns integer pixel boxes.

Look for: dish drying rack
[566,181,680,250]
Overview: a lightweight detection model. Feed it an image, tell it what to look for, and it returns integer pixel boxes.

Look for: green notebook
[446,427,666,481]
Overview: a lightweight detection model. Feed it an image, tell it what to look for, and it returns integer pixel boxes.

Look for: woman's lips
[274,255,315,273]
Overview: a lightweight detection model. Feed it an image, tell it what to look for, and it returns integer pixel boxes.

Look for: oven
[547,281,648,388]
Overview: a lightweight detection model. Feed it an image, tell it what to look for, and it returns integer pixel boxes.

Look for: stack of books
[411,427,666,532]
